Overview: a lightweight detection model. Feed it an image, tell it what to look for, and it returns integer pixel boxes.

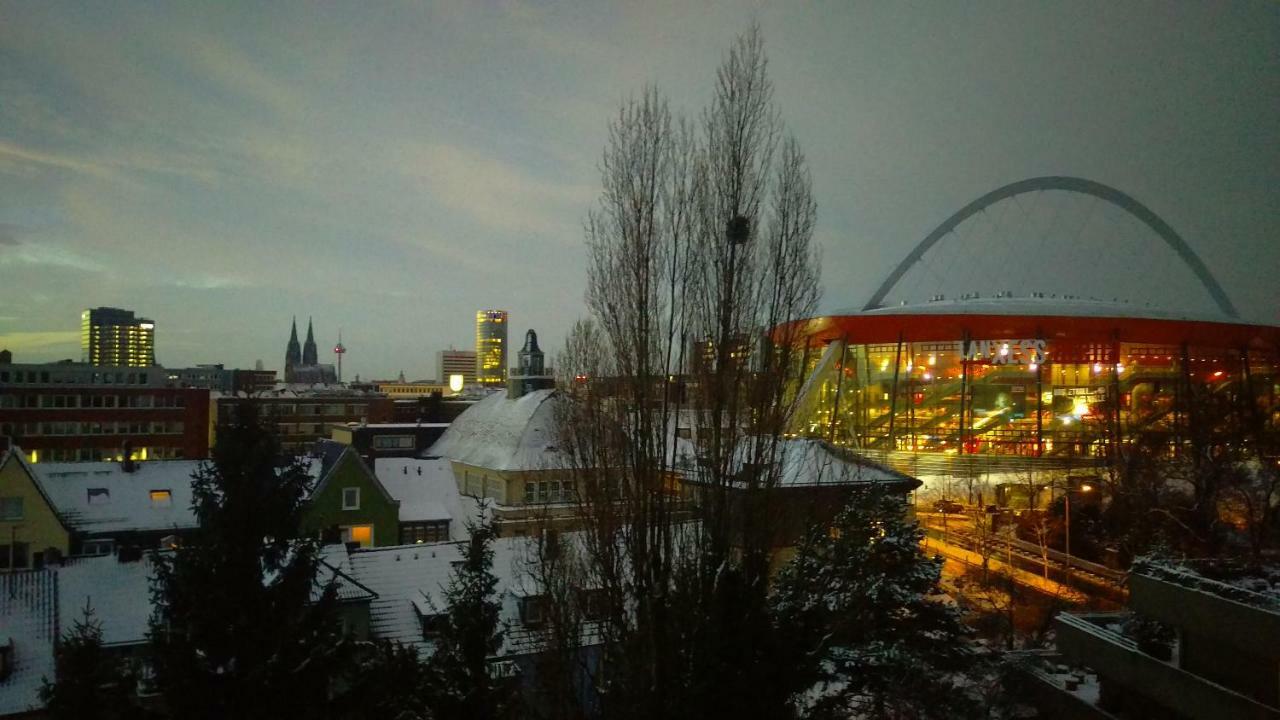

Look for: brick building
[0,361,210,463]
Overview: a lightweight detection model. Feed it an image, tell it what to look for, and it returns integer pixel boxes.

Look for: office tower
[475,310,509,386]
[81,307,155,367]
[437,348,476,385]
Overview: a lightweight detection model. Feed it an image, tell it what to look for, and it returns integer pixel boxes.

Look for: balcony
[1054,612,1279,720]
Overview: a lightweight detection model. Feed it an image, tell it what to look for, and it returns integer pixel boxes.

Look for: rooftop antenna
[333,330,347,383]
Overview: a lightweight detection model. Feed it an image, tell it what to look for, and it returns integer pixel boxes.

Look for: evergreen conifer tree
[39,604,139,719]
[427,515,512,720]
[146,400,350,719]
[772,489,980,719]
[334,639,438,720]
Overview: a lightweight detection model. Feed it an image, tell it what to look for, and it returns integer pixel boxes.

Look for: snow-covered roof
[309,443,399,510]
[429,388,568,471]
[58,555,155,648]
[343,536,596,658]
[374,457,475,529]
[771,438,920,489]
[0,571,57,717]
[834,295,1257,326]
[340,423,452,430]
[342,542,484,654]
[679,437,921,490]
[53,548,375,655]
[33,460,202,535]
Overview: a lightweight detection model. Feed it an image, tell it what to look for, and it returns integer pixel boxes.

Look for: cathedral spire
[302,316,318,365]
[285,316,302,371]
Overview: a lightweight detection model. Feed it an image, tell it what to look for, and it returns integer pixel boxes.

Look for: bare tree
[550,25,822,720]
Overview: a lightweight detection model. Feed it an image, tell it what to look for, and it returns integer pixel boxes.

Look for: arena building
[780,177,1279,497]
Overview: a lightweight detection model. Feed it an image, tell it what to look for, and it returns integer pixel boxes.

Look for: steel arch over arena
[780,178,1279,488]
[862,175,1240,318]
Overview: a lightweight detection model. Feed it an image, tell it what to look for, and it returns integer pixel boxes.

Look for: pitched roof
[32,460,202,535]
[310,443,398,508]
[679,437,921,490]
[58,555,154,648]
[344,537,545,656]
[428,388,567,471]
[374,457,479,530]
[771,438,921,489]
[0,570,58,716]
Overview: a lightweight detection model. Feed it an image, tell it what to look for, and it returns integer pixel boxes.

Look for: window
[578,589,606,620]
[523,479,568,505]
[342,487,360,510]
[80,539,114,557]
[519,596,547,627]
[0,542,29,570]
[341,524,374,548]
[373,435,415,450]
[420,612,447,640]
[0,497,22,521]
[87,488,110,505]
[150,490,172,508]
[400,521,450,544]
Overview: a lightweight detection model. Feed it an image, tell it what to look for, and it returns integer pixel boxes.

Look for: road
[916,510,1128,603]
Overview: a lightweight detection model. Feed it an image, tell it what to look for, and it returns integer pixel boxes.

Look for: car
[933,499,965,514]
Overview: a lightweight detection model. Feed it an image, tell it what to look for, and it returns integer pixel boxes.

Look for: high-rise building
[81,307,155,367]
[437,348,476,386]
[475,310,509,386]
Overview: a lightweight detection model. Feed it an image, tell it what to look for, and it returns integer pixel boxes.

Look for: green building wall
[302,451,400,547]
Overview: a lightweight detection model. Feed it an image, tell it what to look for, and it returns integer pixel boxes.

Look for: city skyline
[1,2,1277,381]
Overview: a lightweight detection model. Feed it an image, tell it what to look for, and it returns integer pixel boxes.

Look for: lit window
[342,487,360,510]
[342,524,373,547]
[150,490,172,508]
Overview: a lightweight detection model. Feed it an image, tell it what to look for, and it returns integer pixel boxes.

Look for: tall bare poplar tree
[550,26,822,719]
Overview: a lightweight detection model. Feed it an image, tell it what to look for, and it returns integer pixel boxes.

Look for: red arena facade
[780,177,1280,491]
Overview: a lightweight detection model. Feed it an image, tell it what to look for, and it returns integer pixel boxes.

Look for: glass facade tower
[475,310,509,386]
[81,307,155,367]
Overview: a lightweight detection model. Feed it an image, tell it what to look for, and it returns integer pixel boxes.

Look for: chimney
[120,440,136,473]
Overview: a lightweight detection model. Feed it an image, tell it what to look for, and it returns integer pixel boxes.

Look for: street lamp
[1063,481,1093,575]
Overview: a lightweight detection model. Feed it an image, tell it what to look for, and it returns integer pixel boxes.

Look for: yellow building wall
[0,454,70,563]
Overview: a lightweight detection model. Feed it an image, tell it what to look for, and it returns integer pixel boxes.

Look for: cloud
[0,138,221,187]
[402,143,595,237]
[0,330,80,354]
[0,140,118,181]
[0,241,108,273]
[161,275,248,290]
[0,224,20,246]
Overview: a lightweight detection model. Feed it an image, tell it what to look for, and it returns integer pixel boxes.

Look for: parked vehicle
[933,499,965,514]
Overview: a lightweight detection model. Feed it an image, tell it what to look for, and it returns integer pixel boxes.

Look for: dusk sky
[1,2,1276,381]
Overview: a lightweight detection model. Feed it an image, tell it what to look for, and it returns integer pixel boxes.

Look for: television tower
[333,330,347,383]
